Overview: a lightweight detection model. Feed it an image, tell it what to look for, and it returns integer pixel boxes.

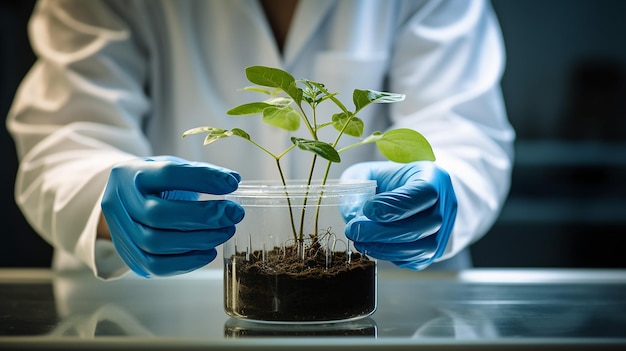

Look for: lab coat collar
[237,0,336,68]
[284,0,335,66]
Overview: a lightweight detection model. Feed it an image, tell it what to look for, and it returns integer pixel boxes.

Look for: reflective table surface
[1,268,625,350]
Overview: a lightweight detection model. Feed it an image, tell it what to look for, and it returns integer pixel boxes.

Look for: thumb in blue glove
[101,155,245,277]
[340,161,457,270]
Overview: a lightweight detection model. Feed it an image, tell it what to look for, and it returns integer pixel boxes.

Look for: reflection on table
[1,268,625,348]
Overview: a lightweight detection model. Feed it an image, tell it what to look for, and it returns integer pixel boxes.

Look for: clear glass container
[224,180,377,324]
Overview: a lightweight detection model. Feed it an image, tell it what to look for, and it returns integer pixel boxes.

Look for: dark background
[1,0,625,268]
[0,1,49,267]
[471,0,626,268]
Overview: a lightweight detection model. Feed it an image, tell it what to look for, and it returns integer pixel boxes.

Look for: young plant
[183,66,435,246]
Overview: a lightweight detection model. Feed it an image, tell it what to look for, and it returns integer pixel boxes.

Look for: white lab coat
[6,0,514,279]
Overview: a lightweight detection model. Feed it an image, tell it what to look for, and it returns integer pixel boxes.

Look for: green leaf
[301,79,325,89]
[291,137,341,162]
[181,126,249,145]
[227,102,271,115]
[227,97,293,116]
[332,112,364,137]
[300,79,337,104]
[245,66,302,104]
[265,96,293,108]
[353,89,406,112]
[373,128,435,163]
[245,66,294,88]
[262,106,300,131]
[230,128,250,140]
[182,126,217,137]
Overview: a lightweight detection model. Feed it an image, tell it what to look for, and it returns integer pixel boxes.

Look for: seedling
[183,65,434,245]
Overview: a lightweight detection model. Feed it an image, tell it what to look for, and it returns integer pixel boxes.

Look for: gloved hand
[101,155,245,277]
[340,161,457,270]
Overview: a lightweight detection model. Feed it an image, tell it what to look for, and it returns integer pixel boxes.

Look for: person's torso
[125,0,428,181]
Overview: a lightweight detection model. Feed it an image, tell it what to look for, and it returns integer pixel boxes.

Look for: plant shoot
[183,65,435,244]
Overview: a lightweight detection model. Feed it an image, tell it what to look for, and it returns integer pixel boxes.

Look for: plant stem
[297,99,319,243]
[302,84,348,245]
[298,154,318,241]
[276,144,297,159]
[275,158,298,242]
[296,102,317,140]
[336,141,364,154]
[247,138,279,159]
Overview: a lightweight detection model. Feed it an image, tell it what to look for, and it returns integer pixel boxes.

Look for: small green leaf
[265,96,293,108]
[227,102,271,115]
[291,137,341,162]
[262,106,300,131]
[182,126,218,137]
[353,89,406,111]
[300,79,336,104]
[301,79,325,89]
[374,128,435,163]
[202,128,234,145]
[182,127,249,146]
[227,97,293,116]
[246,66,294,88]
[245,66,302,103]
[230,128,250,140]
[332,112,364,137]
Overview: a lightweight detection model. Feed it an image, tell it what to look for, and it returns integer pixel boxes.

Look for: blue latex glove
[101,156,244,277]
[341,161,457,270]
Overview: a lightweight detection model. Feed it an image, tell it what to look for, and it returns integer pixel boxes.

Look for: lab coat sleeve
[6,0,151,279]
[389,0,515,261]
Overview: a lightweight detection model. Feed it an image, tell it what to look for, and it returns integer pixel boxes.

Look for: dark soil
[224,244,376,322]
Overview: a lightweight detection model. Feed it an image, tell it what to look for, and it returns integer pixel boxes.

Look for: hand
[101,156,244,277]
[340,161,457,270]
